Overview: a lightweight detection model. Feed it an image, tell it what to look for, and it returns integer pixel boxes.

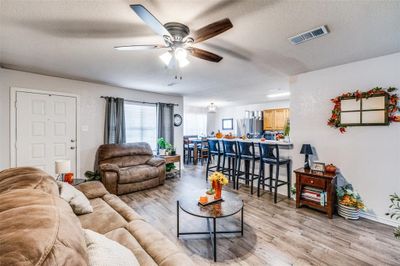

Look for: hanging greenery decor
[328,87,399,133]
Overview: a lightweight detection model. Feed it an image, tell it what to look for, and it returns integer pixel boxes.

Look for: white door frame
[10,87,80,175]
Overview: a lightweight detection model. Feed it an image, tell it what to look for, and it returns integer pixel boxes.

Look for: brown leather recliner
[96,142,166,195]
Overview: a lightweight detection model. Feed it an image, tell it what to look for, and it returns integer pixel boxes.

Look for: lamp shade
[55,160,71,175]
[300,144,313,155]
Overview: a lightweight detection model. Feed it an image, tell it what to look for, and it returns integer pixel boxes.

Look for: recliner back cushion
[101,155,152,168]
[97,143,154,168]
[0,189,88,266]
[0,167,59,196]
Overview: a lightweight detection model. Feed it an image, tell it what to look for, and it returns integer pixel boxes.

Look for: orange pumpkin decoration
[215,131,223,138]
[325,164,337,173]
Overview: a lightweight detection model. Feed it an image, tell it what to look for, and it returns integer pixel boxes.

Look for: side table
[294,168,336,218]
[159,154,181,178]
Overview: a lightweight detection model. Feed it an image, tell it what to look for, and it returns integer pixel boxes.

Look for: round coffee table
[177,190,244,262]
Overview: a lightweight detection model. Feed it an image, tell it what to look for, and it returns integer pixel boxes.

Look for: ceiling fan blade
[188,48,223,62]
[114,44,167,51]
[130,4,171,38]
[193,18,233,43]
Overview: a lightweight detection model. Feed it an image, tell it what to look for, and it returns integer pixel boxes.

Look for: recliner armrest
[99,163,119,173]
[146,157,165,167]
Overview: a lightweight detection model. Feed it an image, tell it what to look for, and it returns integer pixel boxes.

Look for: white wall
[215,101,290,134]
[290,52,400,226]
[0,68,183,177]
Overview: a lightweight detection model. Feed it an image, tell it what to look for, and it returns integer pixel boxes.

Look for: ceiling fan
[114,4,233,68]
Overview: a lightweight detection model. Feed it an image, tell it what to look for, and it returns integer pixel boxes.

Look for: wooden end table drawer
[300,175,325,188]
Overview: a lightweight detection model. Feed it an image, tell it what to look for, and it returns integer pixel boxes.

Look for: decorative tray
[198,198,224,206]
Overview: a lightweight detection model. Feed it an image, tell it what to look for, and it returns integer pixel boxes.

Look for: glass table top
[178,190,243,218]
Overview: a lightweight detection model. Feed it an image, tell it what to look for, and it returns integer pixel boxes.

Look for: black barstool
[222,140,238,189]
[258,143,291,203]
[205,139,223,181]
[236,141,260,194]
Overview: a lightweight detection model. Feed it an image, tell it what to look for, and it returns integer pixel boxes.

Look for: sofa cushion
[79,198,127,234]
[75,181,109,199]
[102,194,144,222]
[58,181,93,215]
[126,220,194,266]
[105,228,157,266]
[0,167,59,196]
[0,189,88,266]
[84,229,140,266]
[119,165,160,184]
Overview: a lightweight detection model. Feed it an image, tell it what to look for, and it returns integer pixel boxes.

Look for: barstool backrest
[201,137,208,149]
[237,141,256,158]
[208,139,220,154]
[259,143,280,162]
[222,140,237,156]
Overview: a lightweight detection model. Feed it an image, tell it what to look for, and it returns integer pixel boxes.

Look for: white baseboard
[360,212,400,227]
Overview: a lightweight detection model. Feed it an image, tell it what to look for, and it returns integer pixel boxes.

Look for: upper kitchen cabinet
[263,108,290,131]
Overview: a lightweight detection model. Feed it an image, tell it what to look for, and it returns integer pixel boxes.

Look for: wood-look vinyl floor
[120,165,400,266]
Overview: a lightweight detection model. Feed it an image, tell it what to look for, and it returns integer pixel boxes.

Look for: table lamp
[55,160,71,181]
[300,144,313,170]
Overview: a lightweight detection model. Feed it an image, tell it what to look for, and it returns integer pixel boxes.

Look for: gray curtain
[156,103,174,148]
[104,97,126,144]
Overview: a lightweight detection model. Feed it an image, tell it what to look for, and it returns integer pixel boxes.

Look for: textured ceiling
[1,0,400,107]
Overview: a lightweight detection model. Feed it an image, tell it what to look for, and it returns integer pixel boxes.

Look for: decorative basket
[338,203,360,220]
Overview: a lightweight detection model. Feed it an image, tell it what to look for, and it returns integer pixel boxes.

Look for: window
[125,102,157,150]
[184,111,207,136]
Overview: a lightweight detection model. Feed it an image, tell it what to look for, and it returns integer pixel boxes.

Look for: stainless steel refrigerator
[237,118,263,137]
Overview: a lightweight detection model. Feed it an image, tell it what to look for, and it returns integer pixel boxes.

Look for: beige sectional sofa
[0,167,193,266]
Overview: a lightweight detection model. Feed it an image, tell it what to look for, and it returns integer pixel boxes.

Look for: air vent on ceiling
[289,25,329,45]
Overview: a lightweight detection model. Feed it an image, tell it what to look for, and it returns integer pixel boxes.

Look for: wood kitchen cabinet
[263,108,289,131]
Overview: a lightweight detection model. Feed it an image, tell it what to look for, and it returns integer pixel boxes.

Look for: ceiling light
[178,57,190,68]
[208,103,217,113]
[159,51,172,66]
[267,92,291,98]
[175,48,187,61]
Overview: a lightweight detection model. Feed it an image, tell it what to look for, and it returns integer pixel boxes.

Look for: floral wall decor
[328,87,399,133]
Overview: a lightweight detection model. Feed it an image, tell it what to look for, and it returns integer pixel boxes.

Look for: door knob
[70,147,76,150]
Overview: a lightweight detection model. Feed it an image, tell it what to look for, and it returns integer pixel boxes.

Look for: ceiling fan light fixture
[178,57,190,68]
[175,48,187,61]
[159,51,172,66]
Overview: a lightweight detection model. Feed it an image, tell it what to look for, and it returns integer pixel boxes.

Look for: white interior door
[16,91,77,176]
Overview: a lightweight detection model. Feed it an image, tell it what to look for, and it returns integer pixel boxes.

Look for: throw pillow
[84,229,140,266]
[57,181,93,215]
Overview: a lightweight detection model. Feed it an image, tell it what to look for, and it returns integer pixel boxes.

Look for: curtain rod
[100,96,179,106]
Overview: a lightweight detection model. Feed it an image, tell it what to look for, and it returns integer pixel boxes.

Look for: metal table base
[177,201,244,262]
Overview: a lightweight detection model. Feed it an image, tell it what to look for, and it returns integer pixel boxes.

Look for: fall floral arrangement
[208,172,228,200]
[328,87,399,133]
[208,171,229,185]
[337,184,365,210]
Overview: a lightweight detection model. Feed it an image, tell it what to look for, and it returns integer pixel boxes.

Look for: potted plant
[84,170,101,181]
[165,143,176,156]
[157,137,168,155]
[283,119,290,142]
[166,163,176,173]
[386,193,400,239]
[337,184,365,220]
